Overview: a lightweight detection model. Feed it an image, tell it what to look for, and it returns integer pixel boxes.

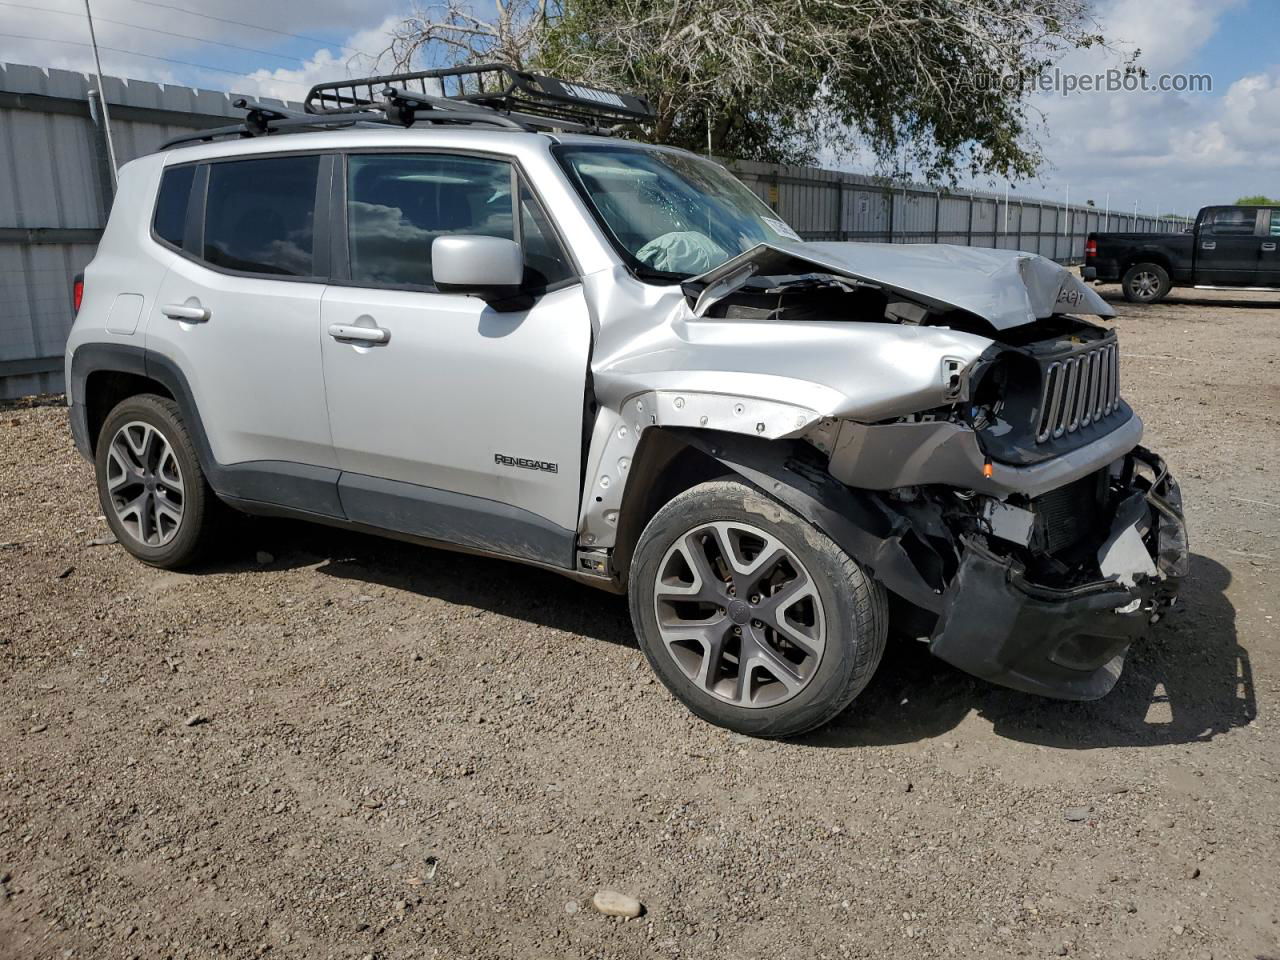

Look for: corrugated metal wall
[726,159,1181,264]
[0,63,298,399]
[0,62,1183,400]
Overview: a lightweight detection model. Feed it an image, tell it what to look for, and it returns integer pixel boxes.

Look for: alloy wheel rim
[1131,271,1159,299]
[106,421,185,547]
[652,520,826,708]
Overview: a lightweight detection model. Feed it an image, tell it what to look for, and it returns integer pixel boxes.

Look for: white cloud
[1017,0,1278,212]
[0,0,400,99]
[238,15,406,102]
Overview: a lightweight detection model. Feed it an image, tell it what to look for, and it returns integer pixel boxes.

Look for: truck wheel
[628,479,887,738]
[1121,262,1171,303]
[94,394,220,569]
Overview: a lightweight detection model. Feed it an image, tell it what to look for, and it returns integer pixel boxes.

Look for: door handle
[1263,242,1277,252]
[162,303,210,322]
[1200,241,1216,250]
[328,323,390,344]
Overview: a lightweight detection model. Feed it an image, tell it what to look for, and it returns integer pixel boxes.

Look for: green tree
[381,0,1126,180]
[1236,195,1279,205]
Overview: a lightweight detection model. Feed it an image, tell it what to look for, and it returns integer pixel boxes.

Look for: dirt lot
[2,286,1278,960]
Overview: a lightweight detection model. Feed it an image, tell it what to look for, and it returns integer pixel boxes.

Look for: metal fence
[0,62,1184,400]
[726,159,1185,263]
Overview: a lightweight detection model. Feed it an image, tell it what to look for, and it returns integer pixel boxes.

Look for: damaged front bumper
[928,447,1188,700]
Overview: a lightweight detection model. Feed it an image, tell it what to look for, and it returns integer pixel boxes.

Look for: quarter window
[203,155,319,276]
[153,164,195,248]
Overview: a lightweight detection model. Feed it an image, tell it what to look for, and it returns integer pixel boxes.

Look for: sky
[0,0,1276,215]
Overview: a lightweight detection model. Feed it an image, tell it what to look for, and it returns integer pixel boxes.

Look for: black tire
[628,479,887,738]
[1121,262,1171,303]
[94,394,220,569]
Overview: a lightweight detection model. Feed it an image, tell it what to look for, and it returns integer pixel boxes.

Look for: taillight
[72,273,84,314]
[1085,238,1097,259]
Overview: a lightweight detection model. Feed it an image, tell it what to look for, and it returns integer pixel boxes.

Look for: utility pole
[83,0,118,188]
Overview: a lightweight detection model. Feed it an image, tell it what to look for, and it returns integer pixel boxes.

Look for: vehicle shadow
[809,553,1256,750]
[216,515,636,648]
[205,523,1254,750]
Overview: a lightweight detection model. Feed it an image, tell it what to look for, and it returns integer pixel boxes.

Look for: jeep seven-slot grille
[1034,343,1120,443]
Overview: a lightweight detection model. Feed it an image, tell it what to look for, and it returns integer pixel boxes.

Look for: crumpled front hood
[689,241,1114,330]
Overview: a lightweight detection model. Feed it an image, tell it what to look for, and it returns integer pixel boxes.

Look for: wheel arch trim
[69,343,345,517]
[607,425,943,613]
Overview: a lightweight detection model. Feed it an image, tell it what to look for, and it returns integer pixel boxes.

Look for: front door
[320,151,590,568]
[1197,206,1263,285]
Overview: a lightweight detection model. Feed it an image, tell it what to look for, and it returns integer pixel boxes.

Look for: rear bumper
[928,447,1187,700]
[1087,258,1122,282]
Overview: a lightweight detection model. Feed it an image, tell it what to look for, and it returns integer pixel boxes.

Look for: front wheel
[1121,262,1171,303]
[628,479,887,738]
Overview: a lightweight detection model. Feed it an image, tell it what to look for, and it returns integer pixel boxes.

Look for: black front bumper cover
[928,447,1187,700]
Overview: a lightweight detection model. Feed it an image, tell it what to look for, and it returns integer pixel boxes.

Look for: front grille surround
[1034,342,1120,443]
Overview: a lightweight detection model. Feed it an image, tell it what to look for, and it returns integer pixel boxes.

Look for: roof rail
[159,64,653,150]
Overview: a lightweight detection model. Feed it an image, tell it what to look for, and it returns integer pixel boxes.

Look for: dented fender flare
[669,429,945,613]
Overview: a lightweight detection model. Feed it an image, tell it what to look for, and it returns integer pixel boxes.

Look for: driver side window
[345,153,573,290]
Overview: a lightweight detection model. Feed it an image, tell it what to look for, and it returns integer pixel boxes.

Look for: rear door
[1258,209,1280,287]
[319,150,591,568]
[146,152,342,514]
[1196,207,1262,285]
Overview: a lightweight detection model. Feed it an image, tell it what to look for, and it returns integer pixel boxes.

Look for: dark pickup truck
[1085,204,1280,303]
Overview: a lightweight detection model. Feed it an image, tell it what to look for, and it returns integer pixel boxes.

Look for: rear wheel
[94,394,220,568]
[628,479,887,738]
[1121,262,1171,303]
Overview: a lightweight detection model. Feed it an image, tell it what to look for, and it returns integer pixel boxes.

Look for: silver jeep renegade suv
[65,67,1187,737]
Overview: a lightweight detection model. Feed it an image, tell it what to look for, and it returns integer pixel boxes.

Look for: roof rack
[160,64,654,150]
[307,64,654,129]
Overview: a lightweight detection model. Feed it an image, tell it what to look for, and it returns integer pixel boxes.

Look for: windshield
[555,144,802,280]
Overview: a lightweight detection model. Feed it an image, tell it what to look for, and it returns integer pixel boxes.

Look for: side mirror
[432,235,524,305]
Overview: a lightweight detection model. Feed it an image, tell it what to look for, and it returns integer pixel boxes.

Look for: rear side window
[204,155,319,276]
[153,164,195,248]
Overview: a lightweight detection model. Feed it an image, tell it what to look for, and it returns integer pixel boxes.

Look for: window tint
[203,155,319,276]
[1270,212,1280,237]
[153,164,195,248]
[519,183,574,287]
[348,154,514,286]
[1203,208,1257,236]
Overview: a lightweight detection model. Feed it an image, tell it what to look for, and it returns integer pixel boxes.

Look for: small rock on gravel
[592,890,643,918]
[184,713,209,727]
[28,723,48,734]
[86,535,117,546]
[1063,806,1091,822]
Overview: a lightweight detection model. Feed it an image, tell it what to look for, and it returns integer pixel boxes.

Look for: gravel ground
[2,286,1278,960]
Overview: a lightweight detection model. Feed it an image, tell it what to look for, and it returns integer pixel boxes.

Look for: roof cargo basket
[305,63,654,130]
[160,63,652,149]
